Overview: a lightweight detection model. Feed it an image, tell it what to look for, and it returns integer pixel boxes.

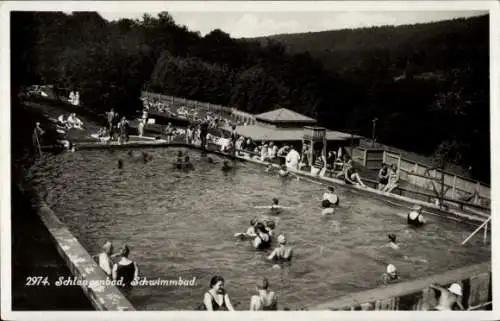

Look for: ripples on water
[30,148,490,310]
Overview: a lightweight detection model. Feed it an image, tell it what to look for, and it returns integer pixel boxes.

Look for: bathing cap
[386,264,397,274]
[272,198,279,204]
[278,235,286,244]
[322,199,331,208]
[328,186,334,192]
[448,283,463,296]
[388,233,396,242]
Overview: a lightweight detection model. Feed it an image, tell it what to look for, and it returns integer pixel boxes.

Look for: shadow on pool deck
[11,184,94,310]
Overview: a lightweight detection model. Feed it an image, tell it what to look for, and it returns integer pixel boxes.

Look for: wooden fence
[141,91,257,125]
[354,147,490,209]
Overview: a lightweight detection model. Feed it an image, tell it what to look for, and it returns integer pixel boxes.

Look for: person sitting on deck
[407,205,426,227]
[253,222,272,250]
[382,164,399,193]
[428,283,464,311]
[250,278,278,311]
[267,234,293,263]
[378,163,389,190]
[268,142,278,160]
[336,158,352,179]
[57,114,71,129]
[202,275,235,311]
[112,245,139,288]
[381,264,400,285]
[343,162,367,188]
[67,113,84,129]
[277,145,289,158]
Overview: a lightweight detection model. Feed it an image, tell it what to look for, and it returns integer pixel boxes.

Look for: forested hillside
[11,12,490,182]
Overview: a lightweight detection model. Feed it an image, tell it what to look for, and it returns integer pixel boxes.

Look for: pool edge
[19,184,136,311]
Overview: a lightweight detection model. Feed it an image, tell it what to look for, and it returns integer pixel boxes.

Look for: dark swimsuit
[407,213,424,227]
[115,262,136,287]
[379,168,388,185]
[256,233,272,250]
[207,291,227,311]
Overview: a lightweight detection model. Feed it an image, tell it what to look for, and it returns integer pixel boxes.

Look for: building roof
[235,124,359,142]
[255,108,317,124]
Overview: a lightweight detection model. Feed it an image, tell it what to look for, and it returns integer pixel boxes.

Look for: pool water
[29,147,490,310]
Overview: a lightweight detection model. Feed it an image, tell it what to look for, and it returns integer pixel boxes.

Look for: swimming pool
[28,147,490,310]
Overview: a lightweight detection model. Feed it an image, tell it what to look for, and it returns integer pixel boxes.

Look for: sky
[97,10,487,38]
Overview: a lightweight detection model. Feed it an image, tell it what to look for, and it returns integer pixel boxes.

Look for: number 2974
[25,276,50,286]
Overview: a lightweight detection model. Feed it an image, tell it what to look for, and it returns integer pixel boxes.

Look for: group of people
[378,163,400,193]
[201,275,280,311]
[56,113,84,131]
[101,108,130,144]
[94,241,140,288]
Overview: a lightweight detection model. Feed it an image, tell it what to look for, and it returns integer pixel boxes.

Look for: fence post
[397,155,401,171]
[382,151,386,164]
[453,176,457,194]
[364,149,367,167]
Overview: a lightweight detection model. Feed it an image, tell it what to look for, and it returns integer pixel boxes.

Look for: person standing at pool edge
[203,276,235,311]
[112,245,139,288]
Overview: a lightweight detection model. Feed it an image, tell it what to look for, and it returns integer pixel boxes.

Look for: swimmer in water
[381,264,400,285]
[183,155,194,170]
[255,198,292,215]
[252,222,272,250]
[267,234,293,262]
[142,152,150,164]
[407,205,426,227]
[429,283,464,310]
[175,151,183,169]
[385,233,400,250]
[322,186,339,207]
[222,160,233,171]
[234,219,258,239]
[117,159,124,169]
[278,164,289,177]
[207,156,215,164]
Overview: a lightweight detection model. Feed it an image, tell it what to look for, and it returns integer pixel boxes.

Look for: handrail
[461,216,490,245]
